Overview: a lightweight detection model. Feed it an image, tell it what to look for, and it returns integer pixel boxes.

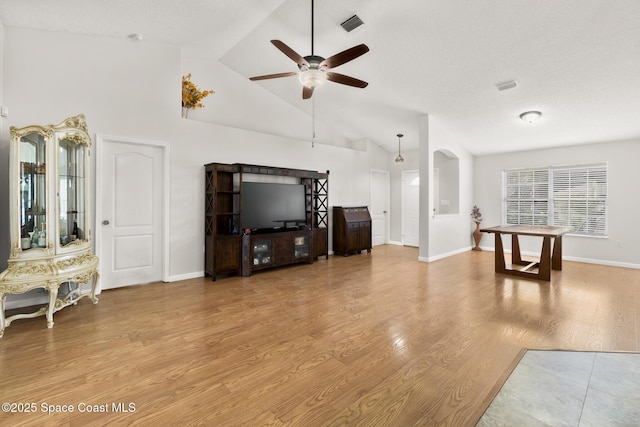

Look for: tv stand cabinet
[204,163,329,280]
[242,229,312,276]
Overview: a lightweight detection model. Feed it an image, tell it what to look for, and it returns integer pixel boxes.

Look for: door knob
[102,220,110,225]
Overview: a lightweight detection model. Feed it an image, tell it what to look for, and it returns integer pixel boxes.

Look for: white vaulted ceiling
[1,0,639,155]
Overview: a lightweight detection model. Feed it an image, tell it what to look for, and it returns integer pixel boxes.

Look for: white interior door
[370,170,389,246]
[402,170,420,247]
[96,136,166,290]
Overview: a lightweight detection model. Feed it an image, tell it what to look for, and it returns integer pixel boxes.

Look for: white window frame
[502,163,608,237]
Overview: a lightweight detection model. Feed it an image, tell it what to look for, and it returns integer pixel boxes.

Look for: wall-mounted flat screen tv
[241,182,307,232]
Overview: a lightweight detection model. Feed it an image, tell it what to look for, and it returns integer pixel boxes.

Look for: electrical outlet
[616,240,623,247]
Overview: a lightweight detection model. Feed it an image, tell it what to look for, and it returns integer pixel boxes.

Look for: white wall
[426,116,474,260]
[0,27,390,288]
[474,139,640,268]
[0,21,8,275]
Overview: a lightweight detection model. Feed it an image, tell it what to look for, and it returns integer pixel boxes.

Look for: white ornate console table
[0,253,99,337]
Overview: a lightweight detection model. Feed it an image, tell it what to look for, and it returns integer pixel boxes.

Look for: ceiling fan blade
[326,72,368,88]
[271,40,309,68]
[302,85,314,99]
[321,44,369,69]
[250,72,297,81]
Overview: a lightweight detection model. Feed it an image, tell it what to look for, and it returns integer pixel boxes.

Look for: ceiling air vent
[341,15,364,33]
[496,80,518,91]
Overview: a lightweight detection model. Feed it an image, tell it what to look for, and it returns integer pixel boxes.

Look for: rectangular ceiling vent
[341,15,364,33]
[496,80,518,91]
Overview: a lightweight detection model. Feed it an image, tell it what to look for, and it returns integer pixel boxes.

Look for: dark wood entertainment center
[204,163,329,280]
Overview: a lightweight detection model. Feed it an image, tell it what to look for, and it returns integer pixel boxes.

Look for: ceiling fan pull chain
[312,96,316,148]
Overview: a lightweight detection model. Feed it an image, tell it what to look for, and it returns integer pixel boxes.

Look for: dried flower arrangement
[181,73,214,115]
[471,205,482,222]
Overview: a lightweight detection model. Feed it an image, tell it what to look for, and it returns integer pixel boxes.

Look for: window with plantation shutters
[502,163,607,236]
[552,165,607,236]
[504,168,549,226]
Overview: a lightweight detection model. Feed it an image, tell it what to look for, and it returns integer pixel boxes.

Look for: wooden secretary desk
[332,206,372,256]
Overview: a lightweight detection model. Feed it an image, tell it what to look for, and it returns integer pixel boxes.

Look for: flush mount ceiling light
[127,33,143,41]
[395,133,405,163]
[520,111,542,123]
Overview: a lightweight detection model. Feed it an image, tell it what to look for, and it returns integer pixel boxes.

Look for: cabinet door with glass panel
[10,115,92,258]
[16,130,50,255]
[57,130,90,253]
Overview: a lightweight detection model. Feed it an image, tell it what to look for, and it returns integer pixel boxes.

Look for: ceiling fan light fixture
[299,69,327,88]
[520,110,542,123]
[249,0,369,98]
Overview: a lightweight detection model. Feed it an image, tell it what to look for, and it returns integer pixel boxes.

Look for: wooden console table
[480,225,573,281]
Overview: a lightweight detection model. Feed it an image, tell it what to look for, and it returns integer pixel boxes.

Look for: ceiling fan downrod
[311,0,315,56]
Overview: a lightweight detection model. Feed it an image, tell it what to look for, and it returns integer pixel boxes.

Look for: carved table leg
[46,283,59,329]
[0,294,6,338]
[90,271,100,304]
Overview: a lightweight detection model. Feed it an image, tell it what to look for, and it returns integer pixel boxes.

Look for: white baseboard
[168,271,205,282]
[387,240,404,246]
[419,246,474,263]
[563,256,640,269]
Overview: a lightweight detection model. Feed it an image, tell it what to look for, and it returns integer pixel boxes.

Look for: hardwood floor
[1,245,639,426]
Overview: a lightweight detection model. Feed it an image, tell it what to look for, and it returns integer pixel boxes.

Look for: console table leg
[91,271,100,303]
[0,295,5,338]
[46,284,58,329]
[494,233,506,273]
[511,234,523,265]
[538,236,552,281]
[552,236,563,270]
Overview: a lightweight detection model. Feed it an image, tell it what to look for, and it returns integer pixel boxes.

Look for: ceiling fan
[249,0,369,99]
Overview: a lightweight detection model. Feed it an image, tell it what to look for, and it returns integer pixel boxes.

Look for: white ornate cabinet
[0,114,99,337]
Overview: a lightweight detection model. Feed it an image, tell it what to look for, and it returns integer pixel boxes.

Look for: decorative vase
[473,221,482,250]
[181,107,190,118]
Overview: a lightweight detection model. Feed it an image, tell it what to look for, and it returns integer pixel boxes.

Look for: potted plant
[181,73,214,118]
[471,204,482,250]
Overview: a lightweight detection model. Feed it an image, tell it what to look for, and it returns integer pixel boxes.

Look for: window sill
[567,233,608,239]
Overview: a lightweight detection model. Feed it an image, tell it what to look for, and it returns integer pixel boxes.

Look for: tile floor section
[476,350,640,427]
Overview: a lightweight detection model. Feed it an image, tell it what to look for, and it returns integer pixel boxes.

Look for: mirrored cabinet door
[58,136,87,248]
[19,132,48,250]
